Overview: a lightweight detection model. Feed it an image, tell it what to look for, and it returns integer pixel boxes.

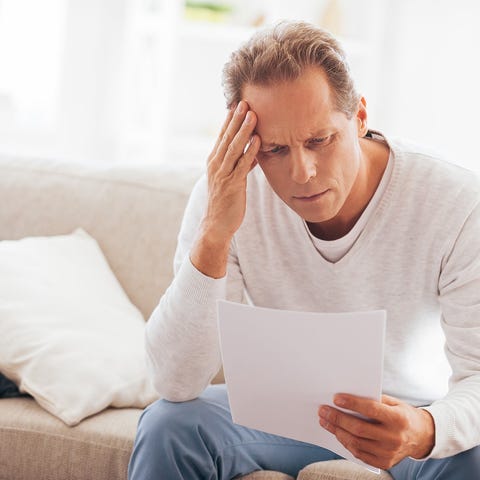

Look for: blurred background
[0,0,478,172]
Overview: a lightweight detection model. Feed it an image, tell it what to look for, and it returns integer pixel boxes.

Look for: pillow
[0,229,158,425]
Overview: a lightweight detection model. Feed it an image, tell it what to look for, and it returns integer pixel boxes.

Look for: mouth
[293,190,330,202]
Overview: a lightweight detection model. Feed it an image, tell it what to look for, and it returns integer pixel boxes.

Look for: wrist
[411,408,435,459]
[190,224,232,279]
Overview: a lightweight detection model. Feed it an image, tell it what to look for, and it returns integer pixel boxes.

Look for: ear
[356,97,368,137]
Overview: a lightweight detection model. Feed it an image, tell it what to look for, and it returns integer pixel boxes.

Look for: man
[128,21,480,479]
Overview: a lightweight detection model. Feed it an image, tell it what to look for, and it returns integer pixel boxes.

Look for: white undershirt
[305,135,393,262]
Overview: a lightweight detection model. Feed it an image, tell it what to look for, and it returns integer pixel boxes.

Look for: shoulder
[389,136,479,191]
[176,172,208,238]
[240,166,299,238]
[387,136,480,214]
[247,166,271,194]
[245,166,290,216]
[245,166,276,211]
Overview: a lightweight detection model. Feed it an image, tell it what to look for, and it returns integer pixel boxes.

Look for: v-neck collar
[301,130,402,269]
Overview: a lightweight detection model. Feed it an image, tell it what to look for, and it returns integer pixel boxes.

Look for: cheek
[258,160,277,180]
[329,148,359,183]
[258,161,290,197]
[341,153,361,184]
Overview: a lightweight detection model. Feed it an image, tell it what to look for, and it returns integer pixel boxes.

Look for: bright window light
[0,0,66,132]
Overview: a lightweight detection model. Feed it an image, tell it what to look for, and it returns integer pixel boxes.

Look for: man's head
[222,21,360,119]
[222,22,375,232]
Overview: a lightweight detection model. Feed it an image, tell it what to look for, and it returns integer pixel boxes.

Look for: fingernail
[319,406,329,418]
[237,102,245,114]
[245,111,253,123]
[334,396,347,407]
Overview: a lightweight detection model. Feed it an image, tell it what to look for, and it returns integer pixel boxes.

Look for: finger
[318,406,383,441]
[213,101,256,171]
[333,394,390,423]
[218,110,257,175]
[381,394,401,407]
[215,101,248,163]
[234,135,260,176]
[208,107,235,163]
[349,449,387,470]
[352,445,398,471]
[321,419,394,469]
[326,422,378,460]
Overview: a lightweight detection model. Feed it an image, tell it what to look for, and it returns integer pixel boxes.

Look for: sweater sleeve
[423,199,480,458]
[145,174,246,402]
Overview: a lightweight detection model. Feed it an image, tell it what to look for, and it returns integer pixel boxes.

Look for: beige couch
[0,155,392,480]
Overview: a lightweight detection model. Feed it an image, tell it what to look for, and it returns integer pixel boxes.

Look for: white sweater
[146,134,480,459]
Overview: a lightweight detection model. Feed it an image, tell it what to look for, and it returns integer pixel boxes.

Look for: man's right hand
[190,100,260,279]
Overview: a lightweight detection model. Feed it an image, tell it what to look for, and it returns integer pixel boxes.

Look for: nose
[289,149,316,184]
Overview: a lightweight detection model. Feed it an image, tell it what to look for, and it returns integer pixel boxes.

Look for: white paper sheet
[217,300,386,473]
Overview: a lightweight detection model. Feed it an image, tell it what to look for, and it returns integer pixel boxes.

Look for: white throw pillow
[0,229,158,425]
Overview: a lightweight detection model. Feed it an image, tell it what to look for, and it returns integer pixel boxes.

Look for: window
[0,0,66,135]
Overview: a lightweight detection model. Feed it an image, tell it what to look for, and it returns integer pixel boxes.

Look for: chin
[303,214,336,223]
[293,208,338,223]
[284,191,342,223]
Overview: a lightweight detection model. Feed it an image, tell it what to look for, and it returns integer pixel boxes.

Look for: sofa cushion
[298,460,393,479]
[0,228,158,425]
[0,154,202,320]
[239,472,295,479]
[0,397,141,480]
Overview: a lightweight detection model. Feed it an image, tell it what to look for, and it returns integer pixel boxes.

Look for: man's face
[243,67,365,225]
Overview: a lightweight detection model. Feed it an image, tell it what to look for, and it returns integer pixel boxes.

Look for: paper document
[217,300,386,473]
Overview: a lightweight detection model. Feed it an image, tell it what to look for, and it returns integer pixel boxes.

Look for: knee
[129,393,229,480]
[129,399,209,480]
[135,395,220,446]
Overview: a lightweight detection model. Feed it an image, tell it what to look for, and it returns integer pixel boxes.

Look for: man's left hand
[318,394,435,470]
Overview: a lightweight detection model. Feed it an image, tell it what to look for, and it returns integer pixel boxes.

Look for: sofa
[0,154,392,480]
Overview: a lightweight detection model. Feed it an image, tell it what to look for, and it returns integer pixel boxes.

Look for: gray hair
[222,21,361,118]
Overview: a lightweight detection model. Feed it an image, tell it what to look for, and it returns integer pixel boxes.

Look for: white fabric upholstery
[0,397,141,480]
[0,155,202,320]
[298,461,393,479]
[0,228,158,425]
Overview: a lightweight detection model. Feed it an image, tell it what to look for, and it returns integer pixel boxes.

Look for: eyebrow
[258,128,334,148]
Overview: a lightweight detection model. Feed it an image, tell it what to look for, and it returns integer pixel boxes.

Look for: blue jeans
[128,384,480,480]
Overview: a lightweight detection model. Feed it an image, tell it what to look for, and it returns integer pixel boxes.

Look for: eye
[309,135,330,145]
[269,145,285,154]
[260,145,286,155]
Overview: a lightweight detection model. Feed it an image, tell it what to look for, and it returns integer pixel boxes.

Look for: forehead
[242,68,342,143]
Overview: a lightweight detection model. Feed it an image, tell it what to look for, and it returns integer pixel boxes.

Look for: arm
[424,199,480,458]
[318,199,480,467]
[146,101,260,402]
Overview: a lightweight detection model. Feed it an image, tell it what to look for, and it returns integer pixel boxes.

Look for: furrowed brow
[258,127,334,148]
[261,140,282,148]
